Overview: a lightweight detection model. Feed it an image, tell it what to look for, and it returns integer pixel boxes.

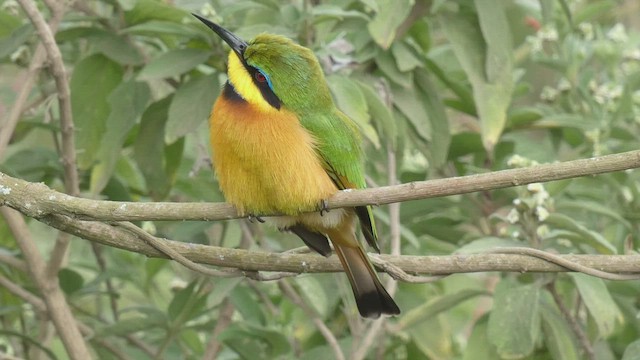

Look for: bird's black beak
[192,14,248,61]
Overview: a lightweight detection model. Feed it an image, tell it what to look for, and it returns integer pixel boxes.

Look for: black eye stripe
[248,66,280,110]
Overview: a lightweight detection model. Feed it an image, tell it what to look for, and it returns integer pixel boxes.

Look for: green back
[246,33,380,249]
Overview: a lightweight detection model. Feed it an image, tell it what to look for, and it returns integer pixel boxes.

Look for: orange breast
[210,96,337,215]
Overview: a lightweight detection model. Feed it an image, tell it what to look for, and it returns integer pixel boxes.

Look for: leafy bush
[1,0,639,359]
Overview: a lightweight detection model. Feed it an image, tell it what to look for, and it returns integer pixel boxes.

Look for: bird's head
[194,14,333,114]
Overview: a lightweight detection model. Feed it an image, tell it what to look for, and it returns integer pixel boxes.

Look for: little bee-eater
[194,14,400,318]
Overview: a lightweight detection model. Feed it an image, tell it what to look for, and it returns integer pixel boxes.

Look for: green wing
[300,110,380,253]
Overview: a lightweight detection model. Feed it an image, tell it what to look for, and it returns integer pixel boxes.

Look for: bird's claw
[248,214,265,223]
[319,199,329,216]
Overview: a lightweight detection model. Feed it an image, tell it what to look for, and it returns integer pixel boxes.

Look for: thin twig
[17,0,79,196]
[1,208,91,360]
[547,283,595,360]
[202,299,235,360]
[112,221,299,281]
[489,247,640,280]
[2,150,640,222]
[27,213,640,277]
[279,280,346,360]
[112,221,244,278]
[0,274,46,311]
[0,253,27,273]
[0,4,64,159]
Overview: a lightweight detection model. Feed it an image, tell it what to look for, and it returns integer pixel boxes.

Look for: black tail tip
[356,291,401,319]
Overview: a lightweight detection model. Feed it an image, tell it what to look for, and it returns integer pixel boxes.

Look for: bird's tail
[331,233,400,318]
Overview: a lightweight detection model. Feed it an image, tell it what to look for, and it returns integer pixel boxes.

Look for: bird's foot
[318,199,329,216]
[248,214,265,223]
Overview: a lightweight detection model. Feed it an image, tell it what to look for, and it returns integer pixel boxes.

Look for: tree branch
[22,212,640,276]
[1,150,639,222]
[17,0,78,196]
[1,208,91,360]
[1,151,639,280]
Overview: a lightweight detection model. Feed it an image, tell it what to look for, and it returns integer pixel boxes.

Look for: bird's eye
[255,71,267,83]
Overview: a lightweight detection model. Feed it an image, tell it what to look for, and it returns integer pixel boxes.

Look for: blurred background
[1,0,640,358]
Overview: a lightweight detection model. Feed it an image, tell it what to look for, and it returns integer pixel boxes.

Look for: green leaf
[168,281,196,321]
[145,258,168,285]
[488,280,541,358]
[543,213,617,254]
[90,30,144,65]
[376,50,413,88]
[456,237,523,254]
[439,2,513,152]
[166,74,219,143]
[415,69,450,168]
[0,10,22,36]
[391,84,430,141]
[95,315,166,337]
[0,330,59,360]
[134,97,172,199]
[58,268,85,295]
[180,328,204,354]
[295,276,329,318]
[0,24,32,59]
[448,132,484,159]
[3,148,61,182]
[534,114,599,131]
[71,54,124,169]
[90,80,150,194]
[219,323,291,359]
[406,315,453,358]
[138,49,210,80]
[557,200,632,230]
[208,278,242,307]
[123,20,205,38]
[399,289,488,329]
[356,80,397,148]
[570,273,622,337]
[507,106,544,128]
[390,42,423,72]
[464,315,499,360]
[367,0,414,49]
[408,19,430,52]
[573,0,616,24]
[230,286,265,325]
[423,57,475,114]
[622,339,640,360]
[328,75,380,147]
[124,0,189,25]
[540,295,580,360]
[311,5,370,23]
[114,155,146,193]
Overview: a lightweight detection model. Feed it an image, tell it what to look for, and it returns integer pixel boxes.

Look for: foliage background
[1,0,640,359]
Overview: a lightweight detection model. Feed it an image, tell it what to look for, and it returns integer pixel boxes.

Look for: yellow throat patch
[227,52,278,113]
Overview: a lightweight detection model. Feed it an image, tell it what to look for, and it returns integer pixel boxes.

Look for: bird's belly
[210,100,337,215]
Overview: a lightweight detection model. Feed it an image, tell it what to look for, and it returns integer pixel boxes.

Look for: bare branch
[19,210,640,277]
[1,151,639,286]
[0,274,46,311]
[17,0,78,196]
[0,3,64,159]
[279,280,346,360]
[1,208,91,360]
[1,150,640,222]
[547,283,595,360]
[202,299,235,360]
[0,253,27,273]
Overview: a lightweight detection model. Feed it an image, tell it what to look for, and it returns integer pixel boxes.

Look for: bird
[193,14,400,318]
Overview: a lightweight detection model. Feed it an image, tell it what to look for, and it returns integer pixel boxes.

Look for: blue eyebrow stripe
[255,66,274,91]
